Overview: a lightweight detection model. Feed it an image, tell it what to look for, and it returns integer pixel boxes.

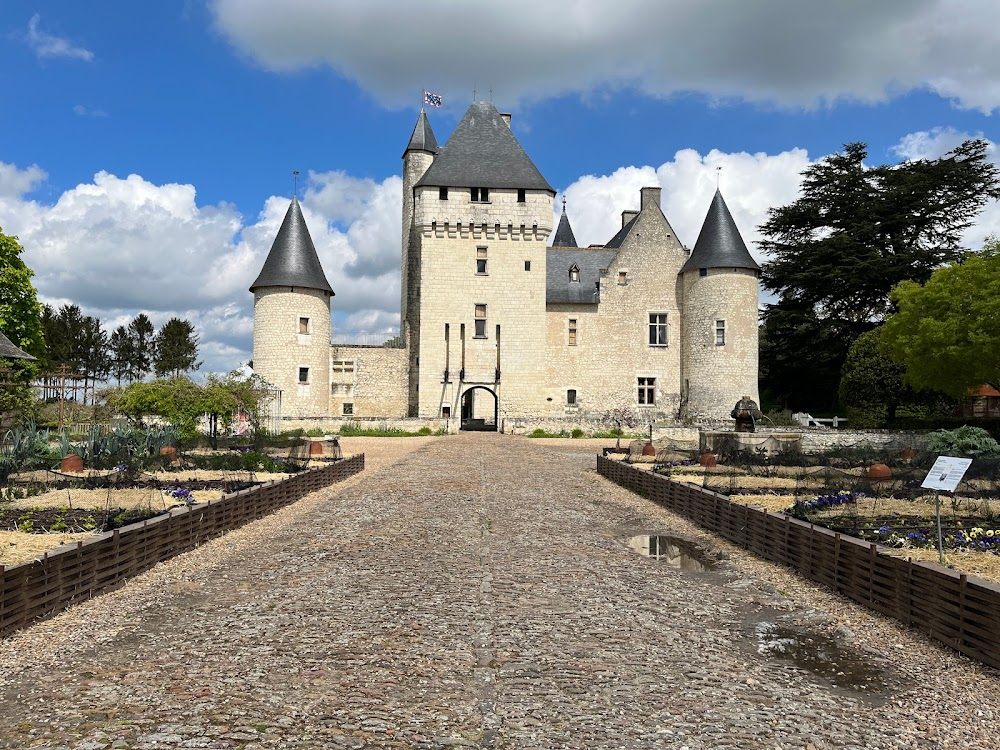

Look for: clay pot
[309,441,325,456]
[641,442,657,457]
[868,463,892,480]
[699,452,718,468]
[899,447,916,461]
[60,454,83,472]
[159,446,178,461]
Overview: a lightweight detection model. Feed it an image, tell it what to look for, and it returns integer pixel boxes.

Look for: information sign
[920,456,973,493]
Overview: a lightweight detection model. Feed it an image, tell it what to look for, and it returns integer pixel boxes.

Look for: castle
[250,101,760,429]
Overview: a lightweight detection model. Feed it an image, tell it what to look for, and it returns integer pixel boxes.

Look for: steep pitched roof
[604,213,639,249]
[546,249,617,304]
[403,110,439,156]
[551,202,578,247]
[680,189,759,273]
[415,101,554,192]
[250,197,335,294]
[0,330,35,360]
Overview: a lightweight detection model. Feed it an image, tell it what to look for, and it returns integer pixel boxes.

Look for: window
[715,319,726,346]
[517,188,526,203]
[567,389,577,405]
[332,360,355,374]
[699,268,708,277]
[299,317,310,334]
[638,377,655,405]
[471,187,489,202]
[439,187,448,200]
[474,304,487,338]
[618,271,628,285]
[568,318,577,346]
[648,313,668,346]
[569,264,580,283]
[298,367,309,384]
[476,247,488,275]
[524,260,531,271]
[342,403,354,415]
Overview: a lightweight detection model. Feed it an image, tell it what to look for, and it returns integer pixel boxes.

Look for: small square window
[699,268,708,277]
[517,188,526,203]
[299,317,310,334]
[342,403,354,415]
[524,260,531,271]
[439,187,448,200]
[638,377,655,405]
[568,319,577,346]
[471,187,489,202]
[474,304,487,338]
[476,247,488,275]
[648,313,668,346]
[298,367,309,384]
[618,271,628,285]
[567,389,577,405]
[715,320,726,346]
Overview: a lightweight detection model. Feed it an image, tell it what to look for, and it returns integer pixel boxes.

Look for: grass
[337,423,446,437]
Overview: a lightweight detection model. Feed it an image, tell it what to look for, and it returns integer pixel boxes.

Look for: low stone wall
[281,416,454,434]
[701,429,928,456]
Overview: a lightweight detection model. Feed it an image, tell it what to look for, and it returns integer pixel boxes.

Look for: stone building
[251,100,759,428]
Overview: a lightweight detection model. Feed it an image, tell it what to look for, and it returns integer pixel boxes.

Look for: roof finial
[293,170,300,198]
[489,84,493,102]
[562,195,567,213]
[716,165,722,190]
[473,84,477,101]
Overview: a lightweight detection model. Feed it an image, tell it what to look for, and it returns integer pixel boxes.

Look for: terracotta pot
[159,446,178,461]
[641,442,657,457]
[60,454,83,472]
[899,447,916,461]
[699,452,717,468]
[868,463,892,480]
[309,441,325,456]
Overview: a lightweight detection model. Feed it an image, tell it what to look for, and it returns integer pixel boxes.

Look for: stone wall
[700,428,928,455]
[329,345,408,419]
[279,416,453,433]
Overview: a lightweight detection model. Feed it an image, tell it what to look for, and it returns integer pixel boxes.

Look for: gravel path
[0,434,997,749]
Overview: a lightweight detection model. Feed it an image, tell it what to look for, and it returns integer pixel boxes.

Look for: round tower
[250,196,334,420]
[401,110,438,332]
[680,189,760,421]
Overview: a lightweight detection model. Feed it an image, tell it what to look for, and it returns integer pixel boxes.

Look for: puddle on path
[627,535,716,572]
[751,620,889,693]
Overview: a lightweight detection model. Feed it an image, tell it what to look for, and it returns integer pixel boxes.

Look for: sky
[2,0,1000,376]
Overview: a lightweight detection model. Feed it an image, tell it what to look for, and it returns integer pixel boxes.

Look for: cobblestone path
[0,435,996,749]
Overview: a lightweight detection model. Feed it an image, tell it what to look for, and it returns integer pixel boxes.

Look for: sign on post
[920,456,973,492]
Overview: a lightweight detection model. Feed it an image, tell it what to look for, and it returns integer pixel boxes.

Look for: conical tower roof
[415,101,553,192]
[0,330,35,360]
[250,196,334,294]
[680,189,759,274]
[551,199,578,247]
[403,110,439,156]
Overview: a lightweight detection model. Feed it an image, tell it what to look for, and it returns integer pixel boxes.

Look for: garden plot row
[0,454,364,639]
[598,456,1000,671]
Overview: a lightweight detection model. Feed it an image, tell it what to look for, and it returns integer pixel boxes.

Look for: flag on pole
[424,91,443,108]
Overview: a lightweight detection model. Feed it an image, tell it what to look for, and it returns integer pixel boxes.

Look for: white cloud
[26,14,94,62]
[212,0,1000,112]
[73,104,109,118]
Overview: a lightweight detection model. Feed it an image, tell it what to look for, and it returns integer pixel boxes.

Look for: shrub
[571,428,585,439]
[926,426,1000,459]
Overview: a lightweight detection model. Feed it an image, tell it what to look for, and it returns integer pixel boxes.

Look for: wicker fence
[598,455,1000,670]
[0,454,364,639]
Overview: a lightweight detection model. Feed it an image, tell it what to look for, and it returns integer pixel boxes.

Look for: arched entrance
[460,386,498,431]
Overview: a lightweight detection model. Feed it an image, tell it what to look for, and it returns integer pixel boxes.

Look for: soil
[0,505,166,534]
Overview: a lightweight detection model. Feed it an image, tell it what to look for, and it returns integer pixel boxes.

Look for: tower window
[715,320,726,346]
[638,377,655,405]
[648,313,668,346]
[471,187,490,203]
[517,189,526,203]
[524,260,531,271]
[299,317,310,334]
[476,247,488,275]
[568,319,577,346]
[618,271,628,285]
[567,389,577,405]
[474,304,487,338]
[699,268,708,277]
[342,403,354,415]
[439,187,448,200]
[298,367,309,384]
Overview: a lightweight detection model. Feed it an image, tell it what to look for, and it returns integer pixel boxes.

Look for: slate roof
[680,189,759,273]
[250,197,335,294]
[0,330,35,360]
[415,101,554,192]
[546,249,617,304]
[551,204,578,247]
[403,110,439,156]
[604,214,639,249]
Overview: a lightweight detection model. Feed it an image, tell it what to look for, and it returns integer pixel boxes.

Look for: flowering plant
[167,487,196,505]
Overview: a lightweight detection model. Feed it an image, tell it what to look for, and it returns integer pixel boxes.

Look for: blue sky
[3,0,1000,375]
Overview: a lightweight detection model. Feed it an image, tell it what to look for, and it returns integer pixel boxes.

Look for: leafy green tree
[109,325,134,384]
[128,313,156,381]
[0,228,45,423]
[882,238,1000,397]
[759,140,999,409]
[839,328,907,426]
[153,318,200,377]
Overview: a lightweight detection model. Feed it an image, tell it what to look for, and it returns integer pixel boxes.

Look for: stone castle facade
[250,101,759,428]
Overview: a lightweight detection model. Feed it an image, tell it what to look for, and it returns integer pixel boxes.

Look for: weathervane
[293,170,300,197]
[716,166,722,189]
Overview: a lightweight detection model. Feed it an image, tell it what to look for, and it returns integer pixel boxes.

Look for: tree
[881,238,1000,397]
[759,140,1000,409]
[127,313,156,381]
[0,228,45,423]
[153,318,200,378]
[109,325,134,384]
[838,328,908,425]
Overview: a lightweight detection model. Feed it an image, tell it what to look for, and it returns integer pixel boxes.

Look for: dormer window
[569,264,580,283]
[471,187,490,203]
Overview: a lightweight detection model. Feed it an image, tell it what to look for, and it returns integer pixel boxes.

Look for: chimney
[500,113,512,127]
[640,186,661,210]
[621,210,639,228]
